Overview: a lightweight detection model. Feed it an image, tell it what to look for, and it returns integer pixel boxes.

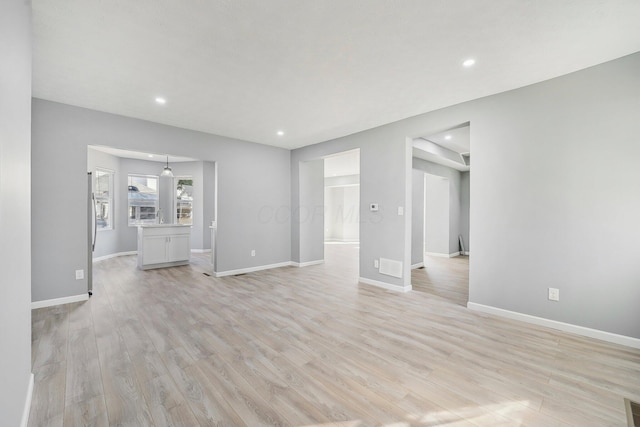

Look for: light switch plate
[75,269,84,280]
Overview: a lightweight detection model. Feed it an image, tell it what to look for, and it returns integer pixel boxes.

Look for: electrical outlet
[374,259,379,268]
[398,206,404,216]
[75,269,84,280]
[251,249,256,257]
[548,287,560,301]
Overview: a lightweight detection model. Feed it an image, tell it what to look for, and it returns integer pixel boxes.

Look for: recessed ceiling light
[444,135,452,140]
[277,130,284,136]
[462,58,475,68]
[155,97,166,105]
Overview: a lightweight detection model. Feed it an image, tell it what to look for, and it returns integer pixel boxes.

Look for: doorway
[410,123,471,304]
[87,146,217,289]
[324,149,360,279]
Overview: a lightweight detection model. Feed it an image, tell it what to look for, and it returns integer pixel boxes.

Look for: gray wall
[425,175,450,254]
[411,169,425,266]
[465,53,640,338]
[460,171,470,252]
[408,53,640,338]
[292,137,413,289]
[32,99,291,301]
[298,159,325,263]
[412,158,466,257]
[0,0,32,424]
[202,160,216,249]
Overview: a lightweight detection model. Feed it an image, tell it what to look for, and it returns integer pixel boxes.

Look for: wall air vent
[379,258,403,278]
[625,398,640,426]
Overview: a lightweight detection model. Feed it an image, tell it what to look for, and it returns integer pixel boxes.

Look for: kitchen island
[137,224,191,270]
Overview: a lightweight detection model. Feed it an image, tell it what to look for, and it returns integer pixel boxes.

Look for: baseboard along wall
[467,302,640,350]
[20,373,34,427]
[31,293,89,310]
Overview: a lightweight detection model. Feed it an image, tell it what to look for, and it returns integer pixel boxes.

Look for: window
[128,174,159,225]
[94,168,113,230]
[175,177,193,225]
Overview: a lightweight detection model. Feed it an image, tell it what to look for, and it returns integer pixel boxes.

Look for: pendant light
[161,155,174,177]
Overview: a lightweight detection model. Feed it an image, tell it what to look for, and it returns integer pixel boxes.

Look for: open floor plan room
[4,2,640,426]
[29,247,640,426]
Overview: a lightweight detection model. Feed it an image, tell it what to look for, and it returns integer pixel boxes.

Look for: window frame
[127,173,160,226]
[174,176,194,226]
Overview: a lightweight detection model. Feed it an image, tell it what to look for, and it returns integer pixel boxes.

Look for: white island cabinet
[137,224,191,270]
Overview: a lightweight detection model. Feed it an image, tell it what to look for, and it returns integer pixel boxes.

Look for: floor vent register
[626,398,640,427]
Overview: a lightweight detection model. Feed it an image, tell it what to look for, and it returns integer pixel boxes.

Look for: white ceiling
[413,124,471,171]
[424,126,470,155]
[32,1,640,150]
[90,146,197,163]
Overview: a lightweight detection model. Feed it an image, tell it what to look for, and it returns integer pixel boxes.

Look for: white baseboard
[359,277,412,293]
[94,249,211,261]
[425,251,461,258]
[92,251,136,262]
[467,302,640,350]
[20,373,34,427]
[464,251,470,256]
[191,249,212,254]
[291,260,324,268]
[31,293,89,310]
[214,261,292,278]
[411,262,424,269]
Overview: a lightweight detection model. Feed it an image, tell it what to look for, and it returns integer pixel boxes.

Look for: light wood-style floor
[29,244,640,426]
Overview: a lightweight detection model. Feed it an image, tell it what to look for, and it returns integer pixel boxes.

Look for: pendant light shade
[161,155,174,177]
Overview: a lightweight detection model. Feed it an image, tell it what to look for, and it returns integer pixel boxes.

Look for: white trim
[20,373,34,427]
[214,261,292,278]
[464,251,470,256]
[291,260,324,268]
[467,302,640,350]
[31,293,89,310]
[425,251,460,258]
[359,277,412,293]
[92,251,136,262]
[411,262,424,269]
[191,249,212,254]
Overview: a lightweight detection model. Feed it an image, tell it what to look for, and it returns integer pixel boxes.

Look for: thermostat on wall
[370,203,379,212]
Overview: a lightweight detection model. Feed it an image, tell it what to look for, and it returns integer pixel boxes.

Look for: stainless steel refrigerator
[87,172,96,296]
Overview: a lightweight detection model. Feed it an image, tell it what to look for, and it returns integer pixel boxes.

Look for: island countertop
[138,223,191,228]
[137,224,191,270]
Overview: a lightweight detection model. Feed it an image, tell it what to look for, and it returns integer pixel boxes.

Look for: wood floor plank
[28,244,640,426]
[65,327,103,405]
[28,361,67,427]
[32,309,69,369]
[63,395,109,427]
[103,391,155,427]
[194,356,291,426]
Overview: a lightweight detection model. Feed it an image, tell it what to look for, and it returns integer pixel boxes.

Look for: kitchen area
[88,146,217,285]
